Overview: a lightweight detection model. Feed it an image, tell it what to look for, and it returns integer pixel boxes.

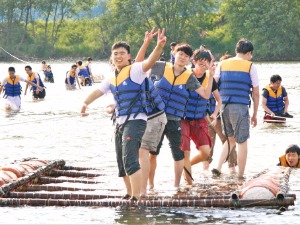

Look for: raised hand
[156,28,167,48]
[205,59,216,76]
[144,27,158,44]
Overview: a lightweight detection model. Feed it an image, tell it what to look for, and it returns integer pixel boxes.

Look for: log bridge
[0,159,296,209]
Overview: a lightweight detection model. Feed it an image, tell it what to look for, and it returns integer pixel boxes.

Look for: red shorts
[180,118,212,151]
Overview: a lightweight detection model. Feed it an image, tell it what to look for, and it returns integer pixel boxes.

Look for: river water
[0,61,299,224]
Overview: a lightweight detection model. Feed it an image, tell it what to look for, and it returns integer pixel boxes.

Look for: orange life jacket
[279,154,300,168]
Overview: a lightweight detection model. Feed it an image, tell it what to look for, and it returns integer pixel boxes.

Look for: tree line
[0,0,299,61]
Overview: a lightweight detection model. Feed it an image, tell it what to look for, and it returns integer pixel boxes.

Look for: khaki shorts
[141,112,167,152]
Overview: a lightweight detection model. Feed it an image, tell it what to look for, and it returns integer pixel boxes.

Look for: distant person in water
[262,74,293,118]
[76,61,92,86]
[41,61,48,72]
[83,57,94,83]
[65,64,81,90]
[44,65,54,83]
[0,67,43,110]
[24,65,46,100]
[278,144,300,168]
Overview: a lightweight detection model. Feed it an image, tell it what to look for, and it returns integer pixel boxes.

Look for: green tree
[101,0,217,58]
[220,0,300,60]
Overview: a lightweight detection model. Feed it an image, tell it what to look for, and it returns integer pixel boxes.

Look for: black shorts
[150,120,184,161]
[33,88,46,99]
[115,120,146,177]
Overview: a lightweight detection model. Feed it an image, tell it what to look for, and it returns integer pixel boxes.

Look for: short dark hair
[285,144,300,155]
[25,65,32,70]
[170,42,177,47]
[77,61,83,66]
[235,38,254,54]
[270,74,282,83]
[8,67,15,72]
[193,50,211,62]
[71,64,77,69]
[174,43,193,57]
[42,61,46,64]
[111,41,130,54]
[219,54,233,61]
[87,57,92,61]
[200,44,206,48]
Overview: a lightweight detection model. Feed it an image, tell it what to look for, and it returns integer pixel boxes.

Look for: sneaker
[129,196,139,201]
[122,194,131,200]
[211,168,221,176]
[283,112,293,118]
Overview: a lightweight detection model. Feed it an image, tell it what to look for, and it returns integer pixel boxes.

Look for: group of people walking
[80,28,279,201]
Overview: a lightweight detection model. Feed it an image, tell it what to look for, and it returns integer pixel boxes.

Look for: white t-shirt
[1,75,26,86]
[214,57,259,87]
[98,62,148,124]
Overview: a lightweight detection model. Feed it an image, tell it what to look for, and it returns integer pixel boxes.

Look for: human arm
[282,87,289,113]
[142,28,166,72]
[251,86,260,127]
[75,71,81,89]
[35,73,41,94]
[194,60,215,99]
[81,89,104,116]
[67,74,73,90]
[135,28,157,63]
[210,89,222,123]
[24,80,43,91]
[0,84,3,94]
[24,83,29,95]
[261,94,275,117]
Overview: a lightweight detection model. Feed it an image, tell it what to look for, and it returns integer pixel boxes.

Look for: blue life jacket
[78,66,90,78]
[65,70,76,85]
[219,59,252,105]
[155,62,191,118]
[27,72,45,91]
[4,75,22,97]
[185,73,210,120]
[203,71,217,115]
[145,77,165,116]
[83,62,91,75]
[264,85,284,112]
[110,65,147,118]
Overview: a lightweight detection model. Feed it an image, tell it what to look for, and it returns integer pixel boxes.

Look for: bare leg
[129,169,142,198]
[183,151,192,185]
[174,159,184,188]
[149,154,157,189]
[122,176,131,196]
[215,136,236,174]
[191,145,210,166]
[237,141,248,178]
[139,148,150,196]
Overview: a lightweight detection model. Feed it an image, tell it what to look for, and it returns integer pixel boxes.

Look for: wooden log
[37,177,102,184]
[5,192,233,200]
[0,197,294,208]
[17,185,98,192]
[46,169,104,178]
[62,166,100,171]
[0,160,65,197]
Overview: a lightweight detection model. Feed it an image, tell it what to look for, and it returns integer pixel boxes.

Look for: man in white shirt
[212,38,259,179]
[80,28,166,201]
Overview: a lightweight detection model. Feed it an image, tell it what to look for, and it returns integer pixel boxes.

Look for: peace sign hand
[205,60,216,76]
[144,27,158,44]
[156,28,167,48]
